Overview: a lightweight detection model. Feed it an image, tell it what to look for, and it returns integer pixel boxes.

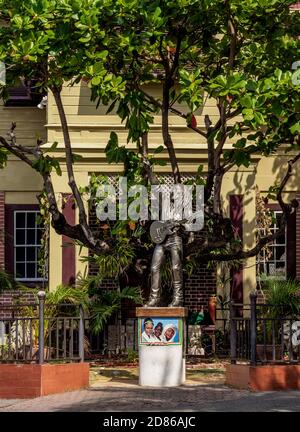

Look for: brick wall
[0,290,36,319]
[184,264,216,312]
[89,256,216,316]
[0,192,4,269]
[117,265,217,319]
[296,193,300,280]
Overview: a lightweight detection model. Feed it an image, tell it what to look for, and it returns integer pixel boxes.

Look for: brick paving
[1,368,300,412]
[0,382,248,412]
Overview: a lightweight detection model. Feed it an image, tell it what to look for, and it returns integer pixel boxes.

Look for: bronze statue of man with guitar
[145,211,200,308]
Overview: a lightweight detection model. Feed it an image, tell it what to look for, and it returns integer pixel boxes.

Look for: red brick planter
[0,362,90,398]
[226,363,300,391]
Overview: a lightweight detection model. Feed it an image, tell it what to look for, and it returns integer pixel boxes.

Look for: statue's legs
[168,235,183,307]
[145,244,165,307]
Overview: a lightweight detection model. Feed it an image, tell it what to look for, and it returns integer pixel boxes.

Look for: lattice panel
[100,173,195,194]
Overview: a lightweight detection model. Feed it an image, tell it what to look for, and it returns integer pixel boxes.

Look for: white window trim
[257,210,287,279]
[14,210,47,282]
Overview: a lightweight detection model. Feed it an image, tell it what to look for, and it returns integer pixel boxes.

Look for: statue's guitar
[150,211,202,244]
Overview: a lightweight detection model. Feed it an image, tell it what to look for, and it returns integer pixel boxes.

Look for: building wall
[0,101,46,148]
[1,81,300,310]
[184,264,216,312]
[0,102,46,302]
[0,192,5,269]
[0,100,45,195]
[296,193,300,280]
[44,82,300,307]
[45,82,243,174]
[0,290,36,320]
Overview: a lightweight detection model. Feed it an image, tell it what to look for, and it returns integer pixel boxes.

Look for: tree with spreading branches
[0,0,300,294]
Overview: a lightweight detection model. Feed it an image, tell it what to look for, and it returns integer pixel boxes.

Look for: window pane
[27,229,36,245]
[14,210,46,281]
[275,234,285,245]
[27,247,36,262]
[36,229,42,245]
[16,230,25,245]
[15,247,25,261]
[27,212,36,228]
[15,213,25,228]
[266,246,275,261]
[26,263,36,279]
[15,263,25,279]
[275,262,286,277]
[275,213,283,226]
[276,246,286,262]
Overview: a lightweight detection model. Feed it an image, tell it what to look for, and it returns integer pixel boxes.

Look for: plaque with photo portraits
[139,317,182,345]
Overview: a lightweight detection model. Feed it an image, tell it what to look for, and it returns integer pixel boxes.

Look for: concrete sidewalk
[0,382,300,412]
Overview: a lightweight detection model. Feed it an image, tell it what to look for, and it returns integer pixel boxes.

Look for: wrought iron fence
[84,318,139,357]
[2,291,298,365]
[184,296,300,364]
[0,291,84,363]
[230,293,300,365]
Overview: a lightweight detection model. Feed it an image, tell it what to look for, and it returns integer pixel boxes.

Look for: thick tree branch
[211,102,228,213]
[227,17,237,71]
[277,151,300,210]
[51,86,97,247]
[162,79,181,184]
[186,227,284,262]
[141,89,207,138]
[159,36,182,184]
[210,3,238,209]
[187,150,300,262]
[0,124,110,254]
[138,132,159,185]
[204,115,215,203]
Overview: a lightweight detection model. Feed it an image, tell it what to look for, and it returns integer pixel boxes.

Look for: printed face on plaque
[139,317,182,345]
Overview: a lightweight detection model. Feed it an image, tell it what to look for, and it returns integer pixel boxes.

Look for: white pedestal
[136,307,187,387]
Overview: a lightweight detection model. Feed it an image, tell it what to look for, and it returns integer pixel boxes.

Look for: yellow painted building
[1,80,299,312]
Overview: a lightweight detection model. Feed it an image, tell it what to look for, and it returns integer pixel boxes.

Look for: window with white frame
[14,211,46,281]
[257,211,287,279]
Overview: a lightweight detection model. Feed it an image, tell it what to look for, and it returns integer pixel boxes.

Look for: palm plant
[89,286,143,334]
[0,268,26,293]
[0,268,13,293]
[80,238,136,281]
[11,282,142,359]
[45,284,90,318]
[78,238,143,351]
[9,230,143,357]
[254,279,300,359]
[263,278,300,319]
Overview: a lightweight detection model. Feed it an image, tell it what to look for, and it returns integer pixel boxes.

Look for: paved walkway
[1,382,300,412]
[0,382,247,412]
[1,366,300,412]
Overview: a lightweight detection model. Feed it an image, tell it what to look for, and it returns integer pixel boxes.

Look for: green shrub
[126,348,138,363]
[263,279,300,319]
[0,269,13,293]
